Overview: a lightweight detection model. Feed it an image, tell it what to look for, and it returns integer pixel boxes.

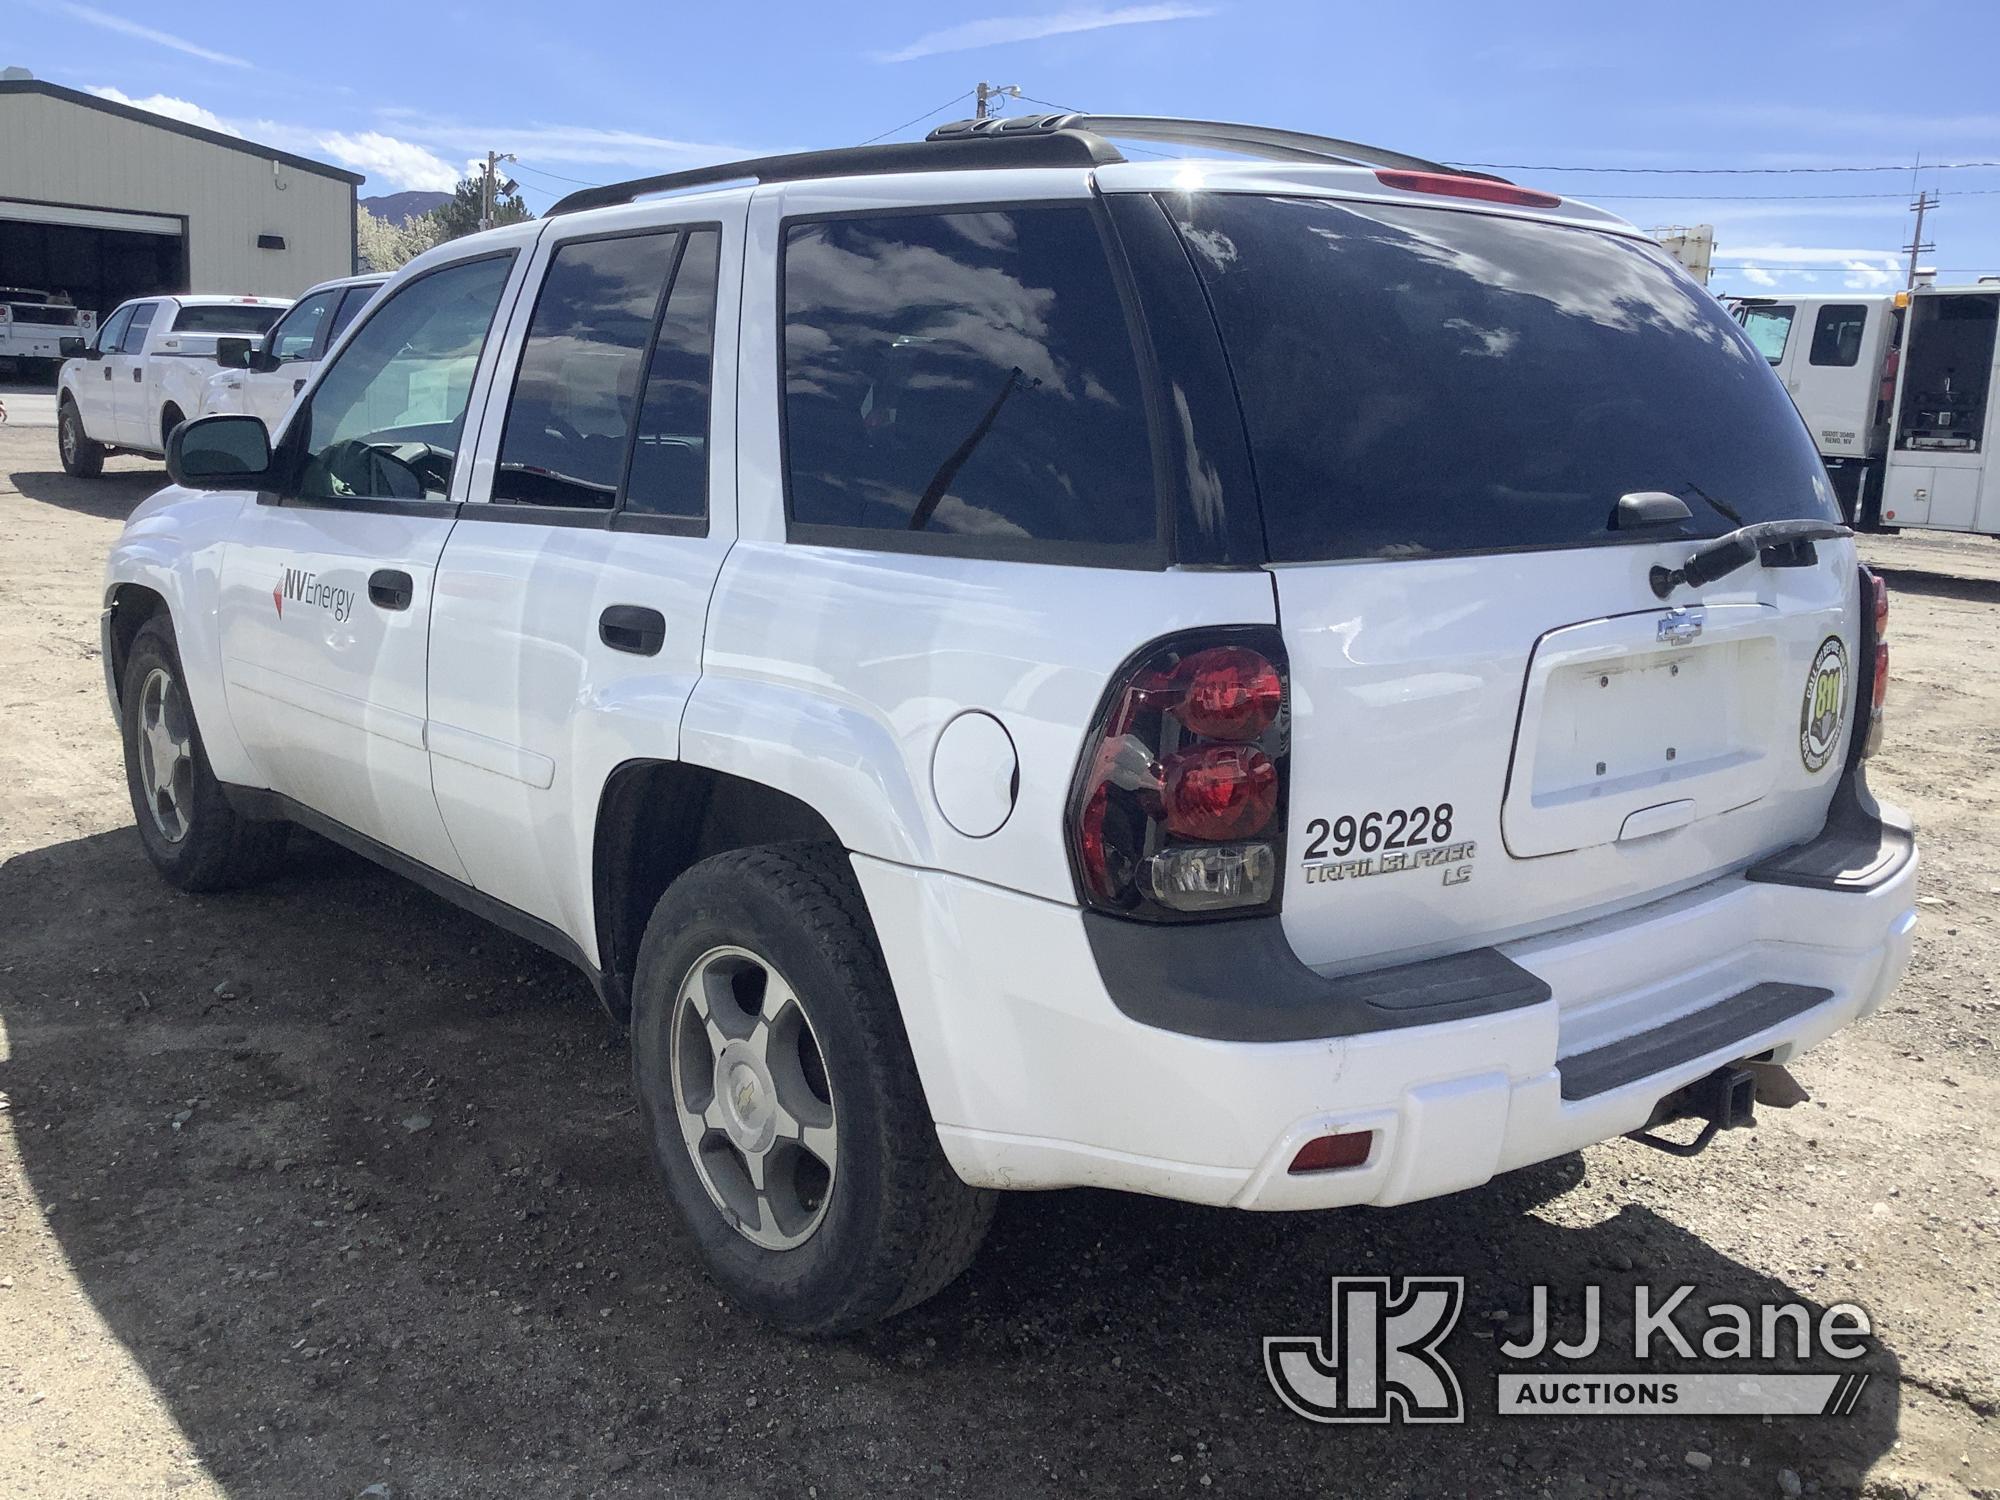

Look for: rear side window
[1809,303,1869,367]
[782,206,1158,561]
[1176,195,1836,562]
[171,303,285,335]
[1739,304,1796,364]
[625,228,720,520]
[327,284,378,345]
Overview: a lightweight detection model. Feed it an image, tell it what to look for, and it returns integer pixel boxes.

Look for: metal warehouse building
[0,73,358,320]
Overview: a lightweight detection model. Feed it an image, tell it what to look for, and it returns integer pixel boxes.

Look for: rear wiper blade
[1648,519,1850,600]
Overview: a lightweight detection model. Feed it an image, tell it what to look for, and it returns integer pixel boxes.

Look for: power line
[1591,187,2000,201]
[512,160,605,189]
[1453,159,2000,176]
[858,90,974,146]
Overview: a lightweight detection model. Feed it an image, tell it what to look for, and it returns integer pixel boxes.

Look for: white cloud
[1843,261,1900,290]
[87,85,239,135]
[875,3,1212,63]
[375,113,755,168]
[316,131,460,193]
[1720,244,1904,268]
[61,4,249,68]
[1740,267,1778,287]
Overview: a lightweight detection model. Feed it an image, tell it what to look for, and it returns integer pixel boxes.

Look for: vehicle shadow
[0,827,1904,1499]
[7,463,165,521]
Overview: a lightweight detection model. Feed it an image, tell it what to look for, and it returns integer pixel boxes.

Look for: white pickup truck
[56,294,290,476]
[0,286,96,376]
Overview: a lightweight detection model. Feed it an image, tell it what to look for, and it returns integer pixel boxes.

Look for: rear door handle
[102,366,112,380]
[293,377,306,394]
[132,367,143,381]
[599,604,665,656]
[368,568,414,611]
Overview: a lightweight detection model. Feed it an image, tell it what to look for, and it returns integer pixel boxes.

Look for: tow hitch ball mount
[1626,1063,1796,1158]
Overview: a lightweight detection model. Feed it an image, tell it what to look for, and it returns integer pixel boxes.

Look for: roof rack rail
[546,132,1125,216]
[926,112,1471,177]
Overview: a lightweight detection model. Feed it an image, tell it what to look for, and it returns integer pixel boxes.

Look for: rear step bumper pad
[1558,981,1833,1102]
[1081,913,1551,1043]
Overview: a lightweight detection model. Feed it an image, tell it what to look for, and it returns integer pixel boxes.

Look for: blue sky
[12,0,2000,295]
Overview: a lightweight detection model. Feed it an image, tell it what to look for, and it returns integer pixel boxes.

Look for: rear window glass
[172,303,286,335]
[782,206,1157,559]
[1175,196,1835,562]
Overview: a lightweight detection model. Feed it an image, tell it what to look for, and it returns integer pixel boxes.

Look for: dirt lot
[0,422,1995,1499]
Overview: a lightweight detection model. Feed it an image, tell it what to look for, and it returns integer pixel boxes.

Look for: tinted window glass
[270,288,339,361]
[171,303,286,335]
[783,207,1156,553]
[95,304,134,354]
[1808,303,1868,367]
[120,301,157,351]
[625,228,719,519]
[1177,195,1835,562]
[327,283,378,345]
[1739,304,1796,364]
[494,232,680,508]
[299,254,512,504]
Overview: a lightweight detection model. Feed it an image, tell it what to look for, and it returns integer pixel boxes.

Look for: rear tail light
[1067,629,1289,920]
[1374,169,1563,209]
[1863,570,1888,758]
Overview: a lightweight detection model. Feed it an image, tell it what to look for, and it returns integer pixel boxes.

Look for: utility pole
[479,150,517,232]
[974,81,1020,120]
[1904,189,1938,289]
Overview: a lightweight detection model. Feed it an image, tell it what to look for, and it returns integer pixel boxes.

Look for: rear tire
[160,403,186,453]
[58,400,104,478]
[631,843,994,1334]
[120,617,288,891]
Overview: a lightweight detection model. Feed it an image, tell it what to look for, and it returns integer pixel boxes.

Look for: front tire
[58,400,104,478]
[631,844,994,1334]
[120,617,288,891]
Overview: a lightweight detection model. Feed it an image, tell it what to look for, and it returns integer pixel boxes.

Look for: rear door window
[120,301,157,351]
[781,205,1159,562]
[624,228,720,521]
[492,230,682,510]
[1173,194,1835,562]
[1739,304,1797,364]
[1809,303,1868,367]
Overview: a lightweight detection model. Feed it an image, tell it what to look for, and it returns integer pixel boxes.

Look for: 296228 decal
[1303,803,1456,860]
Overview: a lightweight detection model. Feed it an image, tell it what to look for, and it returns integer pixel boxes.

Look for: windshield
[172,303,286,335]
[1172,195,1836,562]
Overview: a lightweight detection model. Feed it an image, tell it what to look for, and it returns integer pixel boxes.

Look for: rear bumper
[856,821,1917,1211]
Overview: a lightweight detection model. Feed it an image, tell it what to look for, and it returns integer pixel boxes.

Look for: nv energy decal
[273,566,356,624]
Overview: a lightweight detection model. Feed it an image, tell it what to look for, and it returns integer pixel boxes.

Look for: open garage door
[0,199,187,322]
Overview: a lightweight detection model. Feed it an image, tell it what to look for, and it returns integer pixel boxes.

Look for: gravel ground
[0,425,1995,1499]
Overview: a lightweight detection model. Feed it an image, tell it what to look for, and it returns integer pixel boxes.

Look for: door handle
[293,377,306,395]
[102,366,112,380]
[368,568,414,611]
[599,604,666,656]
[133,367,143,382]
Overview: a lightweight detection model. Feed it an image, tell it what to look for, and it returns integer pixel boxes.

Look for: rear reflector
[1375,169,1562,209]
[1288,1132,1374,1174]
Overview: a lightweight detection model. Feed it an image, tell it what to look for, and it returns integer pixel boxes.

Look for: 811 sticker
[1301,802,1477,888]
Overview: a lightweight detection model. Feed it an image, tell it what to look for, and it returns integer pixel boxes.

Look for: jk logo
[1265,1277,1465,1424]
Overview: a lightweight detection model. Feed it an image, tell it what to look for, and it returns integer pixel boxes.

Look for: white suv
[101,115,1918,1333]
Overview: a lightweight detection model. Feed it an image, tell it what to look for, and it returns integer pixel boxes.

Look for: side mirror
[58,336,88,359]
[166,414,275,490]
[215,337,252,370]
